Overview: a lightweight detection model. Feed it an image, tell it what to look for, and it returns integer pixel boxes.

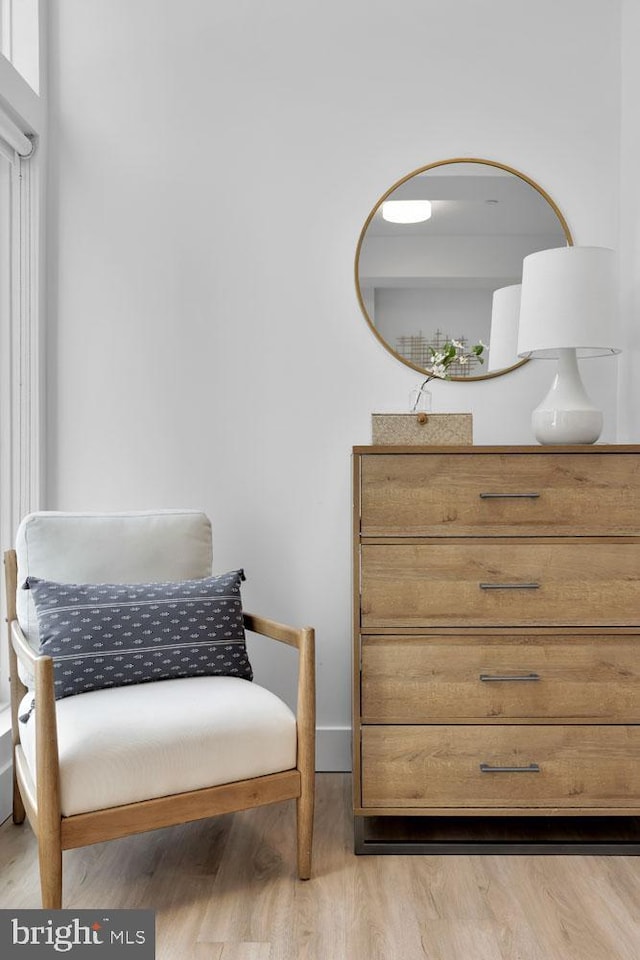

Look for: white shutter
[0,102,34,161]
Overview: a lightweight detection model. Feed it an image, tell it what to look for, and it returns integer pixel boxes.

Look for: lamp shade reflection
[488,284,521,372]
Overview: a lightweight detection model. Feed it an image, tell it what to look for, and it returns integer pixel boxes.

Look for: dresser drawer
[360,540,640,628]
[361,725,640,808]
[361,635,640,722]
[360,453,640,537]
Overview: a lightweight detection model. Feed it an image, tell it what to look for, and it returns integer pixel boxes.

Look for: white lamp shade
[517,246,620,359]
[488,284,521,371]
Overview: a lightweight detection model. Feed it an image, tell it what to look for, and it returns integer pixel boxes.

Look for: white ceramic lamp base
[532,348,603,445]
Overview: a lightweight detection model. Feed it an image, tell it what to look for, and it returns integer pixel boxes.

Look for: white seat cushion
[19,676,297,817]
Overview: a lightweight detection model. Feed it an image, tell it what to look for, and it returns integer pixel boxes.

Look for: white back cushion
[16,510,213,649]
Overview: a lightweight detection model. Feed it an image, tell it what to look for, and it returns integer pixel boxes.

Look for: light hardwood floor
[1,774,639,960]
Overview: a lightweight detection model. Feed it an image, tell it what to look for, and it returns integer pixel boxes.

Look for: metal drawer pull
[479,582,540,590]
[479,492,540,499]
[480,763,541,774]
[479,672,541,682]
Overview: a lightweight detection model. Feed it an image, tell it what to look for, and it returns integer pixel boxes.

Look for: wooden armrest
[11,620,61,821]
[243,612,312,649]
[4,550,62,832]
[6,617,61,829]
[11,619,42,670]
[9,618,56,715]
[243,613,315,778]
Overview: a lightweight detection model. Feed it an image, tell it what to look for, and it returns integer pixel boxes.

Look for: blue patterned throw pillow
[24,570,253,699]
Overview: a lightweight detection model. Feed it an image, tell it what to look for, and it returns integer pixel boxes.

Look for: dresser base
[354,815,640,855]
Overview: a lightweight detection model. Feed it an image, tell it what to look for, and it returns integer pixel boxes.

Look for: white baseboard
[0,760,11,824]
[0,720,12,824]
[316,725,351,772]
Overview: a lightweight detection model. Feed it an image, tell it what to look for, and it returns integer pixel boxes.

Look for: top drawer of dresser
[359,453,640,537]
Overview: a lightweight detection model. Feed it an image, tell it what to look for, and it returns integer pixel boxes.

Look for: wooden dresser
[352,445,640,852]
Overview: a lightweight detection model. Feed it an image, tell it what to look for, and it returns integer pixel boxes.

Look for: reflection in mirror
[355,159,572,381]
[488,284,522,372]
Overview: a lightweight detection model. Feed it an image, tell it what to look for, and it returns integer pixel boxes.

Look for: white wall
[618,0,640,439]
[46,0,622,769]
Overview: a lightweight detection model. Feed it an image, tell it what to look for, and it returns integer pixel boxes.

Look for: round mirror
[355,158,572,381]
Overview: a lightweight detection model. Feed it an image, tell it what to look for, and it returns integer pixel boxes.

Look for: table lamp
[516,246,619,444]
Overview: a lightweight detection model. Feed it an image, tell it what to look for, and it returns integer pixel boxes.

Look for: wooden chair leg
[295,625,315,880]
[38,833,63,909]
[13,769,26,824]
[296,779,314,880]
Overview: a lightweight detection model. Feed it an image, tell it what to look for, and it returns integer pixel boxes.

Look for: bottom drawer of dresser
[361,725,640,809]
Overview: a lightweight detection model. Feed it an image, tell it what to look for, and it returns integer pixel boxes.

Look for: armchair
[4,510,315,908]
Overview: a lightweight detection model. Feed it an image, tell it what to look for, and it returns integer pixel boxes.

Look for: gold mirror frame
[354,157,573,381]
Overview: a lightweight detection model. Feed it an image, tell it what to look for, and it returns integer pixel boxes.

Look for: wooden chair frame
[4,549,315,908]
